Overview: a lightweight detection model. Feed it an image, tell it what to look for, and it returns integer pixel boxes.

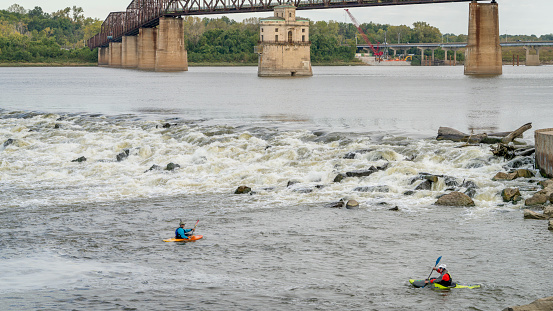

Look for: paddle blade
[435,256,442,267]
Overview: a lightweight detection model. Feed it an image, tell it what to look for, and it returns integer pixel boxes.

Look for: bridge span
[91,1,505,76]
[87,0,475,49]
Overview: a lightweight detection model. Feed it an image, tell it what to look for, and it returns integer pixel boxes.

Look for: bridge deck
[357,42,553,50]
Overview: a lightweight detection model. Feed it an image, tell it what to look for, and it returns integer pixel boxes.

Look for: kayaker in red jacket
[425,264,452,287]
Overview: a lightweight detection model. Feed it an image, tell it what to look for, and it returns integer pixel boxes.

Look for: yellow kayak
[163,235,203,242]
[409,279,480,289]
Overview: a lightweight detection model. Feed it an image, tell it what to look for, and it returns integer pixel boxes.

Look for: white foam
[0,112,539,212]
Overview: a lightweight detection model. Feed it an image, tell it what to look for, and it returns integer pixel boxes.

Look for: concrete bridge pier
[418,47,436,65]
[98,47,109,66]
[464,1,502,75]
[108,42,122,68]
[535,129,553,177]
[137,28,157,70]
[155,17,188,72]
[122,36,138,68]
[442,48,459,65]
[525,46,541,66]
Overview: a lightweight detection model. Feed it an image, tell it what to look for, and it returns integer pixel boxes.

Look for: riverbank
[0,60,366,67]
[0,62,97,67]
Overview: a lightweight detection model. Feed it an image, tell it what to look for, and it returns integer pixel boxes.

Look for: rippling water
[1,66,553,310]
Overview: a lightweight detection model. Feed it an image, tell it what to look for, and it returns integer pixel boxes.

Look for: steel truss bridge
[87,0,479,49]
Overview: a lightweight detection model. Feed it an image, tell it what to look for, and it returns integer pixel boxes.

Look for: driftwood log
[437,123,532,144]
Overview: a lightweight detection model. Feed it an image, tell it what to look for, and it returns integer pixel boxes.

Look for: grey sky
[6,0,553,36]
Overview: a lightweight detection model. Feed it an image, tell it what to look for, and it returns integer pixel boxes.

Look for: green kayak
[410,279,481,289]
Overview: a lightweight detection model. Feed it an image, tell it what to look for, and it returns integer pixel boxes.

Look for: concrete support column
[122,36,138,68]
[443,48,451,64]
[464,1,502,75]
[443,48,458,65]
[108,42,122,68]
[138,28,157,70]
[418,47,426,65]
[535,128,553,177]
[390,48,397,57]
[525,46,541,66]
[155,17,188,72]
[453,49,458,65]
[430,48,437,62]
[98,47,109,66]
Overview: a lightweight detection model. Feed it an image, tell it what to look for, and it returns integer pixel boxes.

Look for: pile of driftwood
[437,123,535,159]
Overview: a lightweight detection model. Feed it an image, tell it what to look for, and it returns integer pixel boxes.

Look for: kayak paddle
[423,256,442,288]
[192,219,199,234]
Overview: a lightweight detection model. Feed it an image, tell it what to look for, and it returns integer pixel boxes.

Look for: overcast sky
[6,0,553,36]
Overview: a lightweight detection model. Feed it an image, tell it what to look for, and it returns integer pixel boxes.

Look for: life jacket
[175,228,185,239]
[431,270,452,286]
[437,271,452,286]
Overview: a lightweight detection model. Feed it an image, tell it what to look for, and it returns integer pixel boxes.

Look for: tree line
[0,4,100,63]
[1,4,552,65]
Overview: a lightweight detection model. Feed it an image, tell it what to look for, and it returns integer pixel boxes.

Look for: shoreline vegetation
[0,60,368,67]
[1,4,553,67]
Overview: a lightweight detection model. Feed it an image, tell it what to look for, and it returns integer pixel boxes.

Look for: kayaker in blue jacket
[175,220,194,239]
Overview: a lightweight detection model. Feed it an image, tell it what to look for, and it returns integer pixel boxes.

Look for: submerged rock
[235,186,252,194]
[523,209,547,220]
[333,163,389,183]
[415,179,433,191]
[434,191,475,207]
[345,200,359,209]
[71,156,87,163]
[145,164,162,172]
[502,188,521,203]
[116,149,130,162]
[3,138,15,147]
[329,199,345,208]
[287,180,300,187]
[493,172,510,181]
[544,206,553,219]
[166,162,180,171]
[525,193,548,206]
[353,185,390,193]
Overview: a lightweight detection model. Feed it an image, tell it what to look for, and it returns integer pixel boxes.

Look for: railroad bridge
[87,0,504,75]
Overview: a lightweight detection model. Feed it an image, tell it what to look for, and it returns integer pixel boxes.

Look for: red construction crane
[345,9,383,59]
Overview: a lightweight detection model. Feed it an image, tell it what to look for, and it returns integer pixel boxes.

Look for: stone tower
[257,5,312,77]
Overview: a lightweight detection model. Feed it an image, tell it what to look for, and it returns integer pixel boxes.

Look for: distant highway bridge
[356,41,553,65]
[357,41,553,50]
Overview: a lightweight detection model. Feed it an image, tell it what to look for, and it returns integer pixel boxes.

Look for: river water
[1,65,553,310]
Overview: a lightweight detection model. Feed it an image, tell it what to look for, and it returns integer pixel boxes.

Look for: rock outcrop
[525,180,553,206]
[435,191,475,207]
[503,296,553,311]
[502,188,522,203]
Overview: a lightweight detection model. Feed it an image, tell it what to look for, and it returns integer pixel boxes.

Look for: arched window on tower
[288,31,292,43]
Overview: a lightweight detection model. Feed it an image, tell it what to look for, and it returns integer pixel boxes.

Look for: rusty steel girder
[87,0,475,49]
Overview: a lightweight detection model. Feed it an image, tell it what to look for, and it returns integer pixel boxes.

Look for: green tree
[412,21,441,43]
[7,4,26,14]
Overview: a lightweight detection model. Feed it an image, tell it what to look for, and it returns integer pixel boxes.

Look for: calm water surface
[1,65,553,310]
